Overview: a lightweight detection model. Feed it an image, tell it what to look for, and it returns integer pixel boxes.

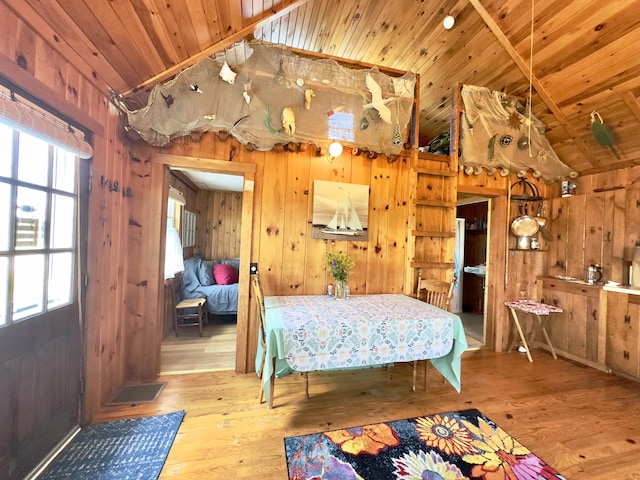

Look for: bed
[181,255,239,315]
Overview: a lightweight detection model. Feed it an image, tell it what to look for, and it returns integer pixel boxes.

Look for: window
[0,124,78,326]
[182,210,196,248]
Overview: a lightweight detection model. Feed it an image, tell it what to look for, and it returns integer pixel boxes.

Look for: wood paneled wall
[545,165,640,284]
[196,191,243,260]
[0,4,131,423]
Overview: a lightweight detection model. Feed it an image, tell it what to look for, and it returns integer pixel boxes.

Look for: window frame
[0,126,78,327]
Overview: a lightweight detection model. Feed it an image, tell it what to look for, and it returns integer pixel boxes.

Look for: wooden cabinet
[605,291,640,378]
[538,278,604,366]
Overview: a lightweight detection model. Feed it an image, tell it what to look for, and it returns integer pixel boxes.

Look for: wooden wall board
[281,154,311,295]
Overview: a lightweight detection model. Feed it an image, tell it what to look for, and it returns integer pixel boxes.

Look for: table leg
[268,356,276,409]
[536,314,557,360]
[508,307,533,362]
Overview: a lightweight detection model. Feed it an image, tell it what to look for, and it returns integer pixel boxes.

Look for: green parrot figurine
[590,111,620,159]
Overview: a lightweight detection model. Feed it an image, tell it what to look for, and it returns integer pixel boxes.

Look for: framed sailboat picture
[312,180,369,240]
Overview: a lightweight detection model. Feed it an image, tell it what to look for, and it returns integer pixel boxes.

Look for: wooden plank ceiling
[5,0,640,176]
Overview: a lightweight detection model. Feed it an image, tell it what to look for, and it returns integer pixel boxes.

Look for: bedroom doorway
[154,154,256,375]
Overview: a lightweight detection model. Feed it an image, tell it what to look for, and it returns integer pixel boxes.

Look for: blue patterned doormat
[40,410,185,480]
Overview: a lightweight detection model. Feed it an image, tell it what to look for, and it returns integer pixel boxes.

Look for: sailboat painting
[312,180,369,240]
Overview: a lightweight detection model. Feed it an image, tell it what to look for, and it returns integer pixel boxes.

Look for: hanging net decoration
[117,41,416,156]
[459,85,576,181]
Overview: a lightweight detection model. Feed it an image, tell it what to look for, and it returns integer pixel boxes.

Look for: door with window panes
[0,124,86,479]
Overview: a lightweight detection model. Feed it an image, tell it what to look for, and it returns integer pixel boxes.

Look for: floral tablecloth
[277,294,453,370]
[258,294,467,407]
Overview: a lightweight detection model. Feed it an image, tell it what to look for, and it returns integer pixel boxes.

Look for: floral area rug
[284,408,565,479]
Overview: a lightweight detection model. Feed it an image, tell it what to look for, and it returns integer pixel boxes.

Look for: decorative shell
[219,60,237,85]
[281,107,295,136]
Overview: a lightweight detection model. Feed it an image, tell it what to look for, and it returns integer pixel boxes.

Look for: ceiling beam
[121,0,312,98]
[468,0,599,171]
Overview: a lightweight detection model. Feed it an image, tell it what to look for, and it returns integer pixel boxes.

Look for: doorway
[160,168,245,374]
[456,197,489,344]
[153,154,256,375]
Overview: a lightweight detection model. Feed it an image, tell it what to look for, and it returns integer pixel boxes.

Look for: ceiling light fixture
[327,141,343,163]
[443,15,455,30]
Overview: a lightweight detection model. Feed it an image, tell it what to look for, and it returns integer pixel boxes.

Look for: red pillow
[213,263,238,285]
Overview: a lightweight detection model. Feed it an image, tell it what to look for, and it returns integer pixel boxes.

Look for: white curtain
[164,219,184,280]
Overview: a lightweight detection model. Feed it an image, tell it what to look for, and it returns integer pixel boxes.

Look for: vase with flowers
[325,250,355,299]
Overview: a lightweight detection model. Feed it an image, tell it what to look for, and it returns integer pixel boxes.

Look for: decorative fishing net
[118,41,416,156]
[460,85,577,181]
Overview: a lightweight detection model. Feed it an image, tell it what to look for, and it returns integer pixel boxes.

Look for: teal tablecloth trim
[256,294,467,407]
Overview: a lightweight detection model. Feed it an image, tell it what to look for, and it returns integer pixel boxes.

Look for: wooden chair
[173,274,208,337]
[413,270,454,391]
[253,273,268,403]
[254,272,309,406]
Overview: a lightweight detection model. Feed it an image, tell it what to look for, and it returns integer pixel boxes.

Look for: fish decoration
[364,73,393,124]
[274,59,286,85]
[304,89,315,110]
[281,107,295,136]
[190,84,203,93]
[219,60,237,85]
[160,91,174,108]
[590,111,620,159]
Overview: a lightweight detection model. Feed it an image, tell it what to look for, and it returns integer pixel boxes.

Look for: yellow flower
[325,250,355,282]
[415,414,478,456]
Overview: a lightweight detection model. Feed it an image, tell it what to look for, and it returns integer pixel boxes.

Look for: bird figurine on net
[590,111,620,159]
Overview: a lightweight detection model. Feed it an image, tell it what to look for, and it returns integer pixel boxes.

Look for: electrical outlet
[250,262,258,274]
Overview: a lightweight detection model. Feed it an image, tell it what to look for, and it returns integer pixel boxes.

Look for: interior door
[0,127,86,479]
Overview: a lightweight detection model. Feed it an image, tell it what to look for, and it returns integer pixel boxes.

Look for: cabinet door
[607,295,640,378]
[542,288,569,352]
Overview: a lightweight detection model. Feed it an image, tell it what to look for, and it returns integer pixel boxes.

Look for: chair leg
[304,373,309,399]
[258,353,266,404]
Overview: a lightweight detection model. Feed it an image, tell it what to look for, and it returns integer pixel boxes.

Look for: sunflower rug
[284,408,565,480]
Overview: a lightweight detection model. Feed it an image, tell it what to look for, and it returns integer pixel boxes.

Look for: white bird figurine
[364,73,393,124]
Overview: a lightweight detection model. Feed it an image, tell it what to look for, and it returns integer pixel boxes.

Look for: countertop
[602,284,640,295]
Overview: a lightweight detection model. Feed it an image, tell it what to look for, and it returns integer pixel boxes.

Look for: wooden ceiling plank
[527,0,628,76]
[184,0,219,51]
[314,0,349,56]
[290,1,314,47]
[84,0,165,78]
[201,0,224,44]
[361,0,426,65]
[305,0,331,53]
[122,0,312,97]
[339,0,387,61]
[468,0,598,170]
[131,0,182,66]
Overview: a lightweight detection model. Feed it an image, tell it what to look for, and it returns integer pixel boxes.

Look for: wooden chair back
[416,271,453,311]
[253,273,266,343]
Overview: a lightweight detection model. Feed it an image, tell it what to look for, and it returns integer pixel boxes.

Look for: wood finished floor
[160,318,237,374]
[94,348,640,479]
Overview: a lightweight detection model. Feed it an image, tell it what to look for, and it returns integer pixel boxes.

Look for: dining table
[256,293,467,409]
